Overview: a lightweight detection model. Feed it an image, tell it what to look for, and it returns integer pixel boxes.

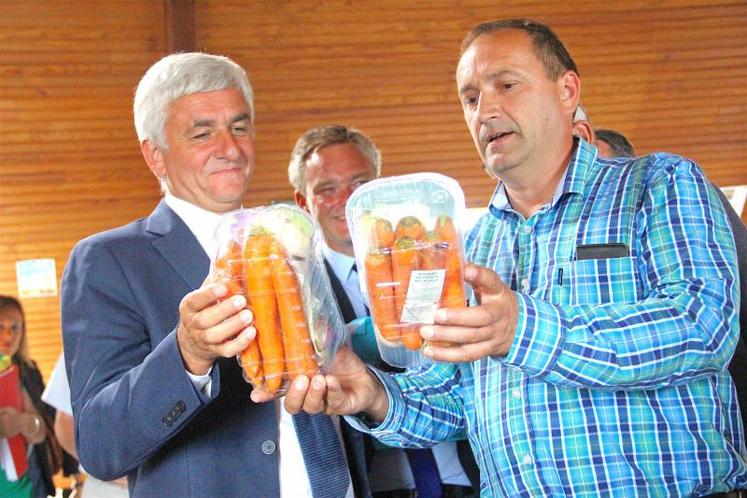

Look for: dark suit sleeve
[61,237,216,481]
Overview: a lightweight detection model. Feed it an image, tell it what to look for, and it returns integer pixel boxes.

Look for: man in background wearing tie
[289,124,478,497]
[61,53,363,498]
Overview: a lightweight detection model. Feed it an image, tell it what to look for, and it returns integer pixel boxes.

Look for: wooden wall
[1,0,745,380]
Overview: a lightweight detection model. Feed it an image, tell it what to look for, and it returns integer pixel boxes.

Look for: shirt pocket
[568,256,641,306]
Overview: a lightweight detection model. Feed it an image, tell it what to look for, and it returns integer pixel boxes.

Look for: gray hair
[573,104,590,124]
[133,52,254,150]
[288,124,382,193]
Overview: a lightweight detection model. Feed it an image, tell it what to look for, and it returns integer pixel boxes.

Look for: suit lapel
[146,200,209,290]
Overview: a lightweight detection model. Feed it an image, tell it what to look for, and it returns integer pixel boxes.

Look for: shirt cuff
[503,293,565,377]
[186,367,213,397]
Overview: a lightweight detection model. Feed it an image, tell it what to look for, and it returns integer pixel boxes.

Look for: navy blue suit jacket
[62,201,368,497]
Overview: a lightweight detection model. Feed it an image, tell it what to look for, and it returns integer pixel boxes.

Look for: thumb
[324,376,352,414]
[464,263,505,297]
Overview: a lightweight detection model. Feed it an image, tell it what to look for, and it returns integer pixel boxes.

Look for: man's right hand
[251,346,390,423]
[176,280,255,375]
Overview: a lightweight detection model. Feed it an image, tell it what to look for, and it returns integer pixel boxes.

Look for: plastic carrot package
[210,204,346,397]
[346,173,468,368]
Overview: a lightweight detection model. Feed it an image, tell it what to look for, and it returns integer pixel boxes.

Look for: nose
[477,90,501,125]
[216,130,243,162]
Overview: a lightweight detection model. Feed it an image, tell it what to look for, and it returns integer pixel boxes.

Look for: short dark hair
[595,128,636,157]
[460,18,579,80]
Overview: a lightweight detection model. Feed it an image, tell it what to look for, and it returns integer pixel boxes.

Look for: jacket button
[261,440,276,455]
[175,400,186,413]
[162,416,173,427]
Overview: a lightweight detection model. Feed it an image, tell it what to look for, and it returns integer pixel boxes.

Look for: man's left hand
[420,263,519,362]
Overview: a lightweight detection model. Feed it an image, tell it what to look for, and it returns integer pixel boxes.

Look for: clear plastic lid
[209,204,346,396]
[346,173,467,368]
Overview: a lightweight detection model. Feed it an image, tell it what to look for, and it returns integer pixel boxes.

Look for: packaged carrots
[346,173,468,367]
[209,205,346,396]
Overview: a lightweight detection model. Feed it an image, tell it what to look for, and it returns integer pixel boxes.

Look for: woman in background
[0,296,61,498]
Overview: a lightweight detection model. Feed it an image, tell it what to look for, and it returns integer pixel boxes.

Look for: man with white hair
[62,52,365,498]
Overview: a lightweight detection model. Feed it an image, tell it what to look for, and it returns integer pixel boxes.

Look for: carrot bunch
[215,228,318,394]
[362,214,466,351]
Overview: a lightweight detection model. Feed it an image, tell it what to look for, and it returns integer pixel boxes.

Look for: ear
[140,139,166,180]
[559,71,581,114]
[572,120,596,143]
[294,190,309,212]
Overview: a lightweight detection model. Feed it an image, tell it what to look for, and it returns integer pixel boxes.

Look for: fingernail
[421,326,434,339]
[239,309,253,323]
[295,376,309,391]
[232,295,246,309]
[435,309,447,322]
[214,284,228,297]
[422,346,433,357]
[312,376,325,390]
[244,326,256,340]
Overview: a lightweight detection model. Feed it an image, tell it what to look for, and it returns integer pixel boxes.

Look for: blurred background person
[0,296,61,498]
[42,352,128,498]
[594,128,636,158]
[289,124,478,497]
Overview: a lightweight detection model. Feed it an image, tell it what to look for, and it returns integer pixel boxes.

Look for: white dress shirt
[165,194,353,498]
[42,354,130,498]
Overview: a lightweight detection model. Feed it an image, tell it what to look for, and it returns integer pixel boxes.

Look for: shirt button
[521,225,532,234]
[523,454,533,465]
[521,278,529,291]
[261,440,277,455]
[512,389,521,398]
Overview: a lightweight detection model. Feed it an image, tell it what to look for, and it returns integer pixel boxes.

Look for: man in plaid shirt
[268,18,746,497]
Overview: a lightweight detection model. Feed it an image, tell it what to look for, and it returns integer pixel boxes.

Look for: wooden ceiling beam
[164,0,195,53]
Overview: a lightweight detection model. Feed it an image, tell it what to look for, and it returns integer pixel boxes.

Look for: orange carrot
[421,227,465,308]
[267,238,318,380]
[418,231,463,347]
[215,237,264,386]
[215,239,244,296]
[391,236,418,315]
[436,217,466,309]
[395,216,426,241]
[434,215,459,247]
[244,231,286,393]
[419,231,444,270]
[391,236,422,350]
[369,218,395,250]
[364,250,400,342]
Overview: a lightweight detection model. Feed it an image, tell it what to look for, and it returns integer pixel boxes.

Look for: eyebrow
[191,112,252,129]
[459,69,521,95]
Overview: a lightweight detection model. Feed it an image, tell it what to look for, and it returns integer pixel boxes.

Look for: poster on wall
[15,258,58,298]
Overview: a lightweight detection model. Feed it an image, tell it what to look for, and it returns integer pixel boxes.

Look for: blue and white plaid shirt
[355,139,746,497]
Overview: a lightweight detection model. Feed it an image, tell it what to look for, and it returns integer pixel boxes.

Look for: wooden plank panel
[0,0,165,380]
[1,0,745,380]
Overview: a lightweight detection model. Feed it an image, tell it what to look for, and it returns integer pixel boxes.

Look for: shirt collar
[489,137,596,213]
[322,244,357,282]
[164,193,227,259]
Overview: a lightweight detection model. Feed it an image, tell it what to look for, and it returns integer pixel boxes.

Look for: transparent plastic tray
[209,205,345,396]
[346,173,467,368]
